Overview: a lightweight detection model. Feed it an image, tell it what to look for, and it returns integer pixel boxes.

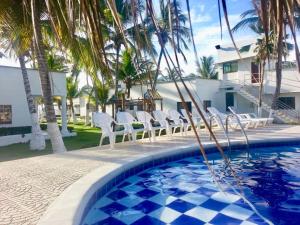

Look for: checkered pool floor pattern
[82,157,269,225]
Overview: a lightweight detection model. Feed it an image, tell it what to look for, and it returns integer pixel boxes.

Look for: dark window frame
[278,97,295,109]
[203,100,212,112]
[223,61,238,74]
[0,105,12,124]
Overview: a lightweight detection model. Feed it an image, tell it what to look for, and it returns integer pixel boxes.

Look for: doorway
[226,92,234,111]
[251,62,260,83]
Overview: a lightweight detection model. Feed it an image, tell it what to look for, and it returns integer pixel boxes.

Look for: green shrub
[40,123,74,132]
[0,126,31,136]
[0,124,74,137]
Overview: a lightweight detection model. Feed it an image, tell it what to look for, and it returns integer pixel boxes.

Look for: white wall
[130,78,223,113]
[0,66,66,127]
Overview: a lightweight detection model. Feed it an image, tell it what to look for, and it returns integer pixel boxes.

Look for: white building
[0,66,68,129]
[216,39,300,123]
[70,39,300,124]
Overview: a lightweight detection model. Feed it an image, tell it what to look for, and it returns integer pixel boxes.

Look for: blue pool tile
[136,189,159,199]
[107,190,128,201]
[247,214,269,225]
[118,181,132,189]
[167,199,196,213]
[200,199,228,211]
[209,213,243,224]
[100,202,127,215]
[138,172,153,178]
[171,214,205,225]
[90,216,126,225]
[132,200,162,214]
[166,188,189,197]
[193,187,217,197]
[131,215,166,225]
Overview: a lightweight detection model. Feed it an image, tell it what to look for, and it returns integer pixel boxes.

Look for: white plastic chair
[207,107,250,130]
[180,109,202,131]
[136,111,167,141]
[92,112,130,149]
[228,106,271,127]
[168,109,191,135]
[153,110,183,135]
[116,111,151,142]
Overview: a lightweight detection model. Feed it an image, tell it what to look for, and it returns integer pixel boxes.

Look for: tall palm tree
[0,0,45,150]
[30,0,66,153]
[118,49,139,98]
[66,76,82,123]
[146,1,190,88]
[197,56,218,79]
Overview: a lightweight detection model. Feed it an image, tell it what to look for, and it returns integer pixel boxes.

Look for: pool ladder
[209,114,250,157]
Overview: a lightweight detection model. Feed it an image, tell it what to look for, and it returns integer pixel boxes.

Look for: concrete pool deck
[0,125,299,225]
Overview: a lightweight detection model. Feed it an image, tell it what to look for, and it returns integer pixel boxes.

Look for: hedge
[0,124,74,137]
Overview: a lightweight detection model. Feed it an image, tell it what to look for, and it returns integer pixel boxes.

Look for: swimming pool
[82,145,300,225]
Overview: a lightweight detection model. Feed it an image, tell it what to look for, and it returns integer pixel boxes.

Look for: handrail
[209,115,231,151]
[225,114,250,158]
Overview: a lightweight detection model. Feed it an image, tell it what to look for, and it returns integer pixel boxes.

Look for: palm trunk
[126,81,131,99]
[272,24,283,110]
[153,47,164,89]
[19,55,45,150]
[31,0,66,153]
[258,61,265,117]
[114,46,121,96]
[70,98,77,124]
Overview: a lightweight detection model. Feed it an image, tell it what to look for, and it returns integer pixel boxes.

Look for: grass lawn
[0,123,103,162]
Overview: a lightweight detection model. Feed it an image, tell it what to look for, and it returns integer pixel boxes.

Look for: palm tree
[233,3,300,110]
[66,76,82,123]
[146,1,190,88]
[30,0,66,153]
[0,0,45,150]
[197,56,218,79]
[118,49,139,98]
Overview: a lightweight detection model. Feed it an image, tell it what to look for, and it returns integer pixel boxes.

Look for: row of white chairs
[92,109,204,149]
[92,107,274,149]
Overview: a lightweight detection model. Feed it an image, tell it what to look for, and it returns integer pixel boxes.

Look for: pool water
[82,145,300,225]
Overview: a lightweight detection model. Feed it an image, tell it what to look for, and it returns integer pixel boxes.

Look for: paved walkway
[0,125,299,225]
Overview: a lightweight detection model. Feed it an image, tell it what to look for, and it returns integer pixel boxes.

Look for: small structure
[111,89,163,117]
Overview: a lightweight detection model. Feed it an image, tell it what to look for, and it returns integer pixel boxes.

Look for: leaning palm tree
[146,1,190,88]
[0,0,45,150]
[197,56,218,80]
[30,0,66,152]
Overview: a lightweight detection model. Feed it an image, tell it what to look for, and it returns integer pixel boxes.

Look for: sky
[0,0,257,86]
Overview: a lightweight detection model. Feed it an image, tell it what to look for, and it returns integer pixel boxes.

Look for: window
[203,100,211,112]
[223,61,238,73]
[177,101,192,112]
[0,105,12,124]
[278,97,295,109]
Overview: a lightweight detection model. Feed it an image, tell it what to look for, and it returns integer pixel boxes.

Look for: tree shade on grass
[0,123,168,162]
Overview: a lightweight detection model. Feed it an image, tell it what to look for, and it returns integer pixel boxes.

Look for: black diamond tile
[209,213,243,224]
[167,199,195,213]
[100,202,127,215]
[132,200,162,214]
[200,199,228,211]
[91,216,126,225]
[136,189,159,199]
[171,214,205,225]
[131,215,166,225]
[107,190,129,201]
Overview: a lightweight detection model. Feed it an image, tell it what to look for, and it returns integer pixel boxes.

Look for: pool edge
[37,138,300,225]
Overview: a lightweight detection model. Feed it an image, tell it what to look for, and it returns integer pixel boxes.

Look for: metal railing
[222,74,300,123]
